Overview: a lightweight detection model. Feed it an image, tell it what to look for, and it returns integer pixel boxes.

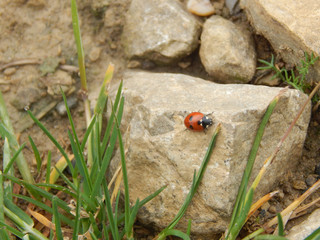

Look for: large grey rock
[286,208,320,240]
[240,0,320,79]
[122,0,202,65]
[199,15,256,83]
[110,71,310,236]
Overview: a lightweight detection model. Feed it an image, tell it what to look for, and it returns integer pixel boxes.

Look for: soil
[0,0,319,239]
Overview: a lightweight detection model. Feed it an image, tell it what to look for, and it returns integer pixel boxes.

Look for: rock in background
[240,0,320,79]
[110,71,311,236]
[122,0,202,65]
[199,15,256,83]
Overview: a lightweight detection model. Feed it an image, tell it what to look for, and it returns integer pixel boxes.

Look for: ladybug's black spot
[189,116,193,121]
[189,125,194,129]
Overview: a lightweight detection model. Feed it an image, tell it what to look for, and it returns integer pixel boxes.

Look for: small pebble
[305,174,318,187]
[89,47,102,62]
[56,97,78,116]
[187,0,215,16]
[110,43,117,49]
[292,180,307,190]
[4,67,17,76]
[261,202,270,211]
[127,60,141,69]
[268,205,277,214]
[278,190,285,199]
[1,86,10,93]
[178,61,191,69]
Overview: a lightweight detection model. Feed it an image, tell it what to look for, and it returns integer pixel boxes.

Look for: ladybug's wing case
[184,112,205,131]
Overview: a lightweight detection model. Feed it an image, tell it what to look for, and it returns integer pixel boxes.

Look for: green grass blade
[101,80,123,152]
[305,226,320,240]
[0,171,9,240]
[4,174,71,213]
[277,213,284,236]
[158,229,191,240]
[14,194,74,227]
[227,188,254,240]
[255,235,288,240]
[71,0,87,91]
[3,142,26,174]
[0,222,24,238]
[72,182,81,240]
[242,228,265,240]
[28,136,42,172]
[52,196,63,240]
[112,100,131,234]
[80,114,97,151]
[90,232,99,240]
[227,95,279,238]
[68,130,92,192]
[104,185,167,235]
[35,183,77,198]
[45,151,51,189]
[91,125,117,199]
[0,91,34,185]
[94,65,114,115]
[4,198,33,226]
[91,97,124,199]
[27,110,74,174]
[186,219,192,236]
[127,199,140,237]
[113,191,121,239]
[53,165,76,191]
[102,179,118,239]
[3,138,13,200]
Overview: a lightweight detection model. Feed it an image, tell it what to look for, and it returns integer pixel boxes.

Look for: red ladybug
[184,112,213,131]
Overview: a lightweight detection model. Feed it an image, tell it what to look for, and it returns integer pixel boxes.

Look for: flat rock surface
[110,71,311,236]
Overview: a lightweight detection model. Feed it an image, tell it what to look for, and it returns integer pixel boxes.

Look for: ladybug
[184,112,213,131]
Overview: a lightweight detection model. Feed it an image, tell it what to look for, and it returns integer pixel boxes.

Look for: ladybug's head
[200,116,213,129]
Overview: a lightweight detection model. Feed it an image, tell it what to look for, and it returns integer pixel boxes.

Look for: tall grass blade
[0,91,34,185]
[102,179,118,239]
[72,182,81,240]
[255,236,288,240]
[101,80,123,151]
[28,136,42,172]
[68,130,92,193]
[3,138,13,200]
[226,93,280,239]
[45,150,51,190]
[27,110,74,174]
[277,213,284,236]
[14,194,73,227]
[52,196,63,240]
[3,142,26,174]
[71,0,87,91]
[80,114,97,151]
[0,171,10,239]
[0,222,24,238]
[91,97,124,199]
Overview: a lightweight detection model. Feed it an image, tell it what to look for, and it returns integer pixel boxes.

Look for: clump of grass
[224,55,320,240]
[257,53,319,101]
